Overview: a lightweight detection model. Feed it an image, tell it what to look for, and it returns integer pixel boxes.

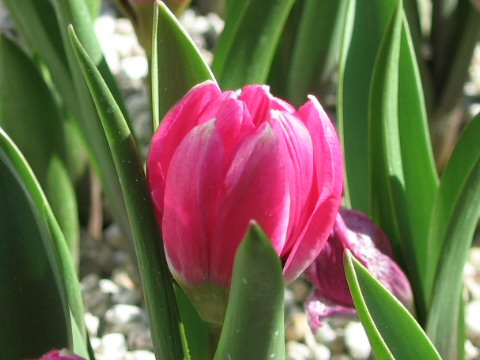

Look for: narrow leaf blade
[345,251,442,360]
[338,0,398,213]
[214,223,285,360]
[152,1,215,128]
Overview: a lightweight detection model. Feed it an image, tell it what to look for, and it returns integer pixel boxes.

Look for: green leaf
[0,128,89,359]
[214,223,285,360]
[286,0,349,105]
[426,114,480,360]
[0,34,80,267]
[212,0,296,89]
[397,16,438,284]
[344,250,442,360]
[151,1,215,129]
[338,0,398,213]
[68,26,184,360]
[368,1,439,320]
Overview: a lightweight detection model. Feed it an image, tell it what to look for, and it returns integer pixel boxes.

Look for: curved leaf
[0,128,89,358]
[68,26,184,360]
[338,0,397,213]
[345,250,442,360]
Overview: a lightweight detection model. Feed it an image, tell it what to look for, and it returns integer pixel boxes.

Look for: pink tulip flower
[147,81,343,323]
[34,349,85,360]
[306,208,413,330]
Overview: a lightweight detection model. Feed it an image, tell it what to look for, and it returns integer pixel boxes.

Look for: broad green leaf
[212,0,296,89]
[0,34,80,266]
[69,26,184,360]
[152,1,215,129]
[426,114,480,360]
[214,223,285,360]
[345,250,442,360]
[286,0,349,105]
[0,128,89,359]
[338,0,397,213]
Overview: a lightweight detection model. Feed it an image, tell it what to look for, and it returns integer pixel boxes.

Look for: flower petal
[306,292,356,331]
[270,111,314,250]
[209,123,290,284]
[147,81,221,216]
[162,120,226,284]
[283,98,343,282]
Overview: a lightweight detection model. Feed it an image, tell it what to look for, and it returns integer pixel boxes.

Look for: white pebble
[287,341,313,360]
[100,333,127,358]
[344,322,371,360]
[125,350,156,360]
[315,322,337,344]
[84,312,100,337]
[466,301,480,343]
[99,279,120,295]
[311,344,331,360]
[105,304,146,326]
[121,56,148,81]
[465,339,480,360]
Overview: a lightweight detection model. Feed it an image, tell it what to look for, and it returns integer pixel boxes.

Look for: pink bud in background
[147,81,343,323]
[306,208,413,330]
[34,349,85,360]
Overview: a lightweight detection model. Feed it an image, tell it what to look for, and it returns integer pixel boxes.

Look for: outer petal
[147,81,221,216]
[162,121,225,284]
[283,97,343,282]
[270,112,314,248]
[209,123,290,285]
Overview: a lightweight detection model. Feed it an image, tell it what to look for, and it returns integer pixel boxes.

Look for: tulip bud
[306,208,413,330]
[147,81,343,324]
[34,349,85,360]
[115,0,191,55]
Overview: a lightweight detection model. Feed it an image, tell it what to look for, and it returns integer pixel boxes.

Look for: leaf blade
[214,223,285,360]
[345,250,442,360]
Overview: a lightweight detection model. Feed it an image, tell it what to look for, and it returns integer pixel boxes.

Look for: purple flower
[306,208,413,330]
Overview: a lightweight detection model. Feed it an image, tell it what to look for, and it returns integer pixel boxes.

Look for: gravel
[0,0,478,358]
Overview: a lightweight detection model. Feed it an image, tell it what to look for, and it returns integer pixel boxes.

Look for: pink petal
[35,349,85,360]
[269,111,314,248]
[209,123,290,285]
[239,85,295,125]
[306,292,356,331]
[162,120,226,284]
[283,97,343,282]
[147,81,221,216]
